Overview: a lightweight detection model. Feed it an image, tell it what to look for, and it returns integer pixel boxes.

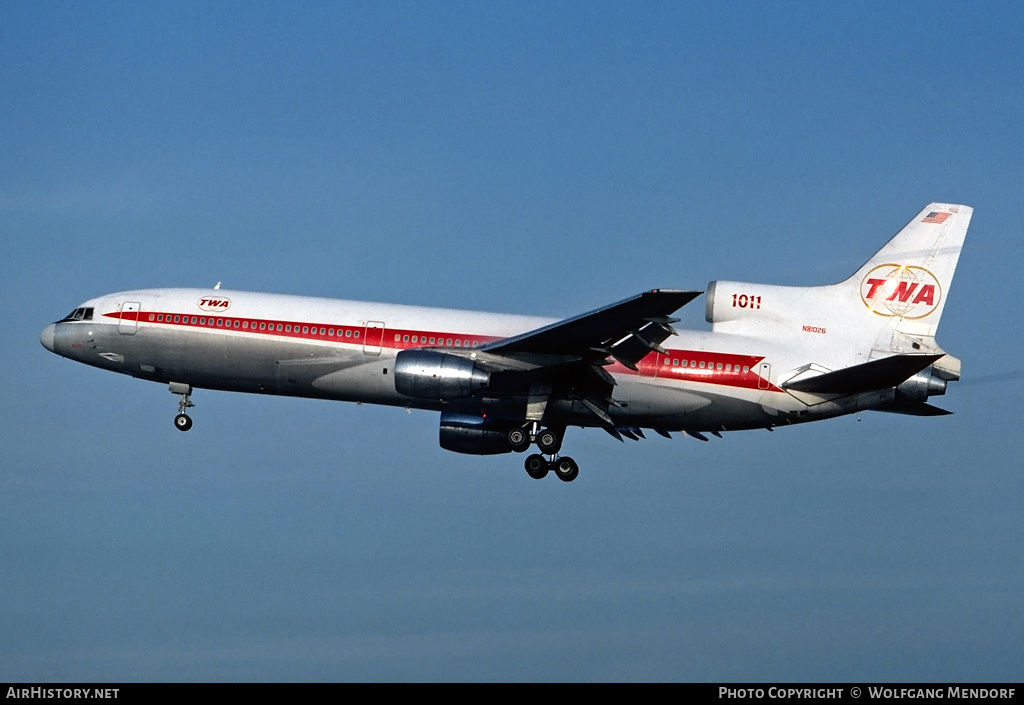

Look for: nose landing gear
[170,382,194,432]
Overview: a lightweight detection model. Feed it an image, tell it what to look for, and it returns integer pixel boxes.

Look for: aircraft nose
[40,323,56,352]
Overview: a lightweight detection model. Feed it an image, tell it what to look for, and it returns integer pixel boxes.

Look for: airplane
[40,203,970,482]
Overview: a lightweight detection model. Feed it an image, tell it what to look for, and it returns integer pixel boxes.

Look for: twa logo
[860,265,941,319]
[197,297,231,312]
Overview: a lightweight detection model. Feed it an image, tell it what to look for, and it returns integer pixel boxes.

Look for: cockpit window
[60,307,94,322]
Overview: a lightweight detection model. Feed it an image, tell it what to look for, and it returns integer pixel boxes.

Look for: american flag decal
[921,211,951,224]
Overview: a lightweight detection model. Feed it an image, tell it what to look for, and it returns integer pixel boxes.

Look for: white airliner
[41,203,970,481]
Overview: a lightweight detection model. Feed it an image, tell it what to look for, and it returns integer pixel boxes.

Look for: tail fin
[706,203,972,353]
[845,203,972,339]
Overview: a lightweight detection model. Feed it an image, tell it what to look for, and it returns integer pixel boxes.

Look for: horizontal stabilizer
[783,354,943,394]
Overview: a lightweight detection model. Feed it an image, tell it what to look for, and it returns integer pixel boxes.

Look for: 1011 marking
[731,293,762,309]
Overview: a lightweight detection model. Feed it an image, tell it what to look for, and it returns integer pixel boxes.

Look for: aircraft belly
[311,360,405,405]
[612,379,711,418]
[610,378,790,431]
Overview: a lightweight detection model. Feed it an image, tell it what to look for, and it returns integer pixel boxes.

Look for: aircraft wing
[480,289,702,370]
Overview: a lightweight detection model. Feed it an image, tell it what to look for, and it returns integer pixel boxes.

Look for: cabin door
[118,302,140,335]
[363,321,385,355]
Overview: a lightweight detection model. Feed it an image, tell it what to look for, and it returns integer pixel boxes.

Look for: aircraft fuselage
[41,287,836,433]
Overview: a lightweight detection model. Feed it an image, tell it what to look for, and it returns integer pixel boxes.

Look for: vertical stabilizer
[846,203,972,339]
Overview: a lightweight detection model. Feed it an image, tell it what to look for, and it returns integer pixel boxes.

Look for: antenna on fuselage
[214,282,221,290]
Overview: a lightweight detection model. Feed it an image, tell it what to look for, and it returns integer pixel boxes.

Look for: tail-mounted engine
[394,349,490,400]
[895,367,947,403]
[705,280,789,328]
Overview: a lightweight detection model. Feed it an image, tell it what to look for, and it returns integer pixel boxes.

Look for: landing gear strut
[522,425,578,482]
[170,382,194,432]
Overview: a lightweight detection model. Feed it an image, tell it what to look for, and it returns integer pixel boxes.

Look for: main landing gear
[511,425,580,482]
[524,453,579,482]
[170,382,194,432]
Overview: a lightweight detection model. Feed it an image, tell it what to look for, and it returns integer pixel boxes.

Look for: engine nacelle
[438,412,514,455]
[394,349,490,400]
[896,367,947,403]
[705,280,790,327]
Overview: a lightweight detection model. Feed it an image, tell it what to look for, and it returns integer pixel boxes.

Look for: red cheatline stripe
[639,351,779,391]
[104,309,501,350]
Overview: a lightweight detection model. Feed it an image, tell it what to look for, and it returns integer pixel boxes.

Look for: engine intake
[394,349,490,400]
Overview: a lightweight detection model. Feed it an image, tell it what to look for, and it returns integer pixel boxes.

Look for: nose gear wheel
[170,383,195,432]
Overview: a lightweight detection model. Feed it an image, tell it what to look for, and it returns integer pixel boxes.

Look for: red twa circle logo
[860,265,941,319]
[197,296,231,312]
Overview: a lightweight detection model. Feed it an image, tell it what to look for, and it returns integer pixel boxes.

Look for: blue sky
[3,1,1022,681]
